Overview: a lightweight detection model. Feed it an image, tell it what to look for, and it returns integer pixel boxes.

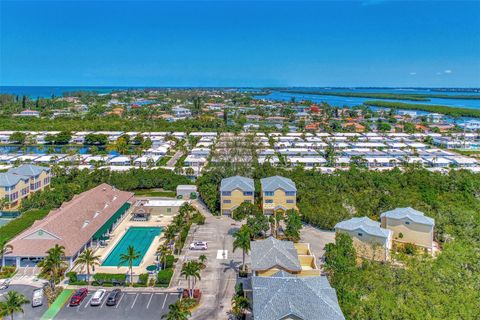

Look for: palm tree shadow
[222,259,241,273]
[228,227,240,236]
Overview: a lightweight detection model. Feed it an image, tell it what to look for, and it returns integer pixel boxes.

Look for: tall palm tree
[161,301,191,320]
[73,248,101,285]
[163,226,177,247]
[38,244,66,289]
[0,241,13,271]
[0,291,29,320]
[156,245,172,269]
[233,227,251,273]
[118,246,140,286]
[180,261,201,298]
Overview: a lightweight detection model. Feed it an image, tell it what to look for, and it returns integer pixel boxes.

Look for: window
[405,221,410,225]
[285,191,296,196]
[221,191,231,196]
[243,191,253,196]
[265,200,273,204]
[167,208,172,213]
[264,191,274,196]
[286,200,294,204]
[358,232,363,237]
[223,200,231,204]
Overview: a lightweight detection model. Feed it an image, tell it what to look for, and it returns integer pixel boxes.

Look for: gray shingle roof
[261,175,296,192]
[335,217,392,239]
[220,176,254,192]
[380,207,435,226]
[252,273,345,320]
[8,164,49,177]
[0,173,29,187]
[251,237,301,272]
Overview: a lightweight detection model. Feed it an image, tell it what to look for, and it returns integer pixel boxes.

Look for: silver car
[90,289,106,306]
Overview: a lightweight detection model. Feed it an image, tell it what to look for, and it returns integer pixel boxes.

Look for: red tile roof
[7,183,134,257]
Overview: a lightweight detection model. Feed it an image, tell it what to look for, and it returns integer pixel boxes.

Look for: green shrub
[192,212,205,225]
[156,268,173,287]
[0,266,16,279]
[165,255,175,269]
[138,273,149,285]
[93,273,127,285]
[66,271,77,283]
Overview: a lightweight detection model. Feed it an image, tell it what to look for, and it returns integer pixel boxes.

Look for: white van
[32,288,44,307]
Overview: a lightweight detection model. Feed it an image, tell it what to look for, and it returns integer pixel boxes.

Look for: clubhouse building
[3,183,134,268]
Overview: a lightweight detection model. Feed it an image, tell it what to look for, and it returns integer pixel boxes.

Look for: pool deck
[72,211,174,275]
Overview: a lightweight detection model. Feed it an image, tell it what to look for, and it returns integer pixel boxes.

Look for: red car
[69,288,88,306]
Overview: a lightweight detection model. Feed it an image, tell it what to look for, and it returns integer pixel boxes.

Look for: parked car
[69,288,88,306]
[106,289,122,306]
[0,279,10,290]
[189,241,207,250]
[90,289,106,306]
[32,288,44,307]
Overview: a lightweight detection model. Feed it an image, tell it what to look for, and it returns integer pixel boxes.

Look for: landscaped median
[40,289,74,320]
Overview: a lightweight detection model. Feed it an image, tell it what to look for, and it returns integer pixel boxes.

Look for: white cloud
[409,72,417,76]
[444,69,452,74]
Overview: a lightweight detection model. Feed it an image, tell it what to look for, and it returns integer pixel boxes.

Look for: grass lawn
[0,209,50,243]
[40,289,74,320]
[133,189,176,198]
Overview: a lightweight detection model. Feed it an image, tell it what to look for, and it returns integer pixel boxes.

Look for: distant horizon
[1,1,479,87]
[1,85,479,89]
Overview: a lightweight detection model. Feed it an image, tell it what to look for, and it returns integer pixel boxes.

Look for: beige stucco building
[220,176,254,215]
[0,164,51,211]
[335,217,393,262]
[260,176,297,215]
[380,207,435,251]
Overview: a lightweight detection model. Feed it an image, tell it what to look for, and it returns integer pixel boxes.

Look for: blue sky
[1,0,479,87]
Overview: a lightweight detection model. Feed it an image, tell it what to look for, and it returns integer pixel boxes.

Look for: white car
[0,279,10,290]
[189,241,208,250]
[90,289,106,306]
[32,288,44,307]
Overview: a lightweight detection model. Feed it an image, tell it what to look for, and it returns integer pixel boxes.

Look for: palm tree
[180,261,201,298]
[161,301,191,320]
[0,291,29,320]
[156,245,172,269]
[73,248,101,285]
[233,227,251,273]
[231,295,250,319]
[118,245,140,286]
[163,225,177,247]
[0,241,13,271]
[198,254,207,268]
[38,244,66,289]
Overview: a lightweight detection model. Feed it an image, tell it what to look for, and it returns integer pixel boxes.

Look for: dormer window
[94,211,100,218]
[405,221,410,225]
[358,232,363,236]
[82,220,90,228]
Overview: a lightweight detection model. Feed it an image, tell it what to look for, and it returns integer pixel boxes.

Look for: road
[171,200,242,320]
[166,150,184,167]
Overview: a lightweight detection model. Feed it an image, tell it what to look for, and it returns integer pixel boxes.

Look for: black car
[106,289,122,306]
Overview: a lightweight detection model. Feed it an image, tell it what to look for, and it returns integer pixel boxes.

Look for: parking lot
[0,284,48,320]
[55,290,180,320]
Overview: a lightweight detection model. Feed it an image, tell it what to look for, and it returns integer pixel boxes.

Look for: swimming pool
[101,227,162,267]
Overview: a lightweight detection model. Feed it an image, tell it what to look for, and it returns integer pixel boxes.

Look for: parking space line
[115,293,124,309]
[84,296,93,308]
[161,294,168,309]
[100,295,108,308]
[146,294,154,309]
[130,293,139,309]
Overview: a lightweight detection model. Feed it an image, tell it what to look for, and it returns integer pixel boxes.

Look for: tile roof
[335,217,392,239]
[220,176,254,192]
[380,207,435,226]
[260,176,296,193]
[252,272,345,320]
[7,183,134,257]
[251,237,301,272]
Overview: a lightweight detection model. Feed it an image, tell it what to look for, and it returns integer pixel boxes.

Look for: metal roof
[8,164,50,177]
[335,217,392,239]
[220,176,254,192]
[380,207,434,226]
[0,172,29,187]
[260,176,296,193]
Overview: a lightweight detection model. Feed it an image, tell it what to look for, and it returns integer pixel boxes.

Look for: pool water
[101,227,162,267]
